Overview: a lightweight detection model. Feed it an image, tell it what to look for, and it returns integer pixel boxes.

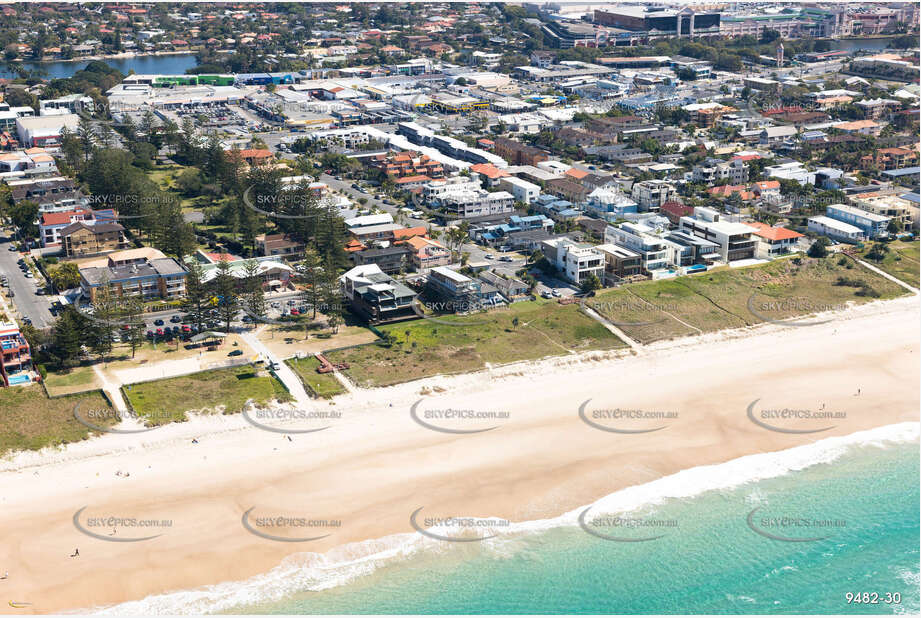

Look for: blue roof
[883,167,920,177]
[900,192,920,204]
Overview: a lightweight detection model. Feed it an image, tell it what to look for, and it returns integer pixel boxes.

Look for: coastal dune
[0,296,918,614]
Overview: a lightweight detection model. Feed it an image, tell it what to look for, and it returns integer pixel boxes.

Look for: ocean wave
[86,422,919,615]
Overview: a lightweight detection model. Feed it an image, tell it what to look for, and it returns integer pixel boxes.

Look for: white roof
[808,216,862,234]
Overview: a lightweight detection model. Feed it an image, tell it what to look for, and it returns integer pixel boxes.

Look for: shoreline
[0,295,917,614]
[13,50,196,66]
[96,421,920,615]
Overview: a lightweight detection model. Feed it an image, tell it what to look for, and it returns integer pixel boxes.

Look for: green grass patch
[122,365,293,425]
[592,256,909,344]
[286,357,346,399]
[326,300,625,388]
[856,240,920,288]
[43,364,99,396]
[0,385,114,455]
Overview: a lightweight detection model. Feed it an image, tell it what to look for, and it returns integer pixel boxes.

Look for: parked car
[154,319,164,326]
[170,315,182,323]
[155,328,164,336]
[551,289,561,298]
[290,308,300,316]
[228,349,244,357]
[146,330,154,338]
[171,326,180,333]
[541,291,552,299]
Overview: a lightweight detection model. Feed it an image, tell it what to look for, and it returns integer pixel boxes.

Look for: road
[318,173,430,228]
[0,233,54,328]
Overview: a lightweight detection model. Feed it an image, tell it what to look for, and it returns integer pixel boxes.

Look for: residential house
[256,233,305,260]
[540,237,604,285]
[678,207,757,262]
[691,158,748,184]
[744,221,804,258]
[339,263,417,324]
[807,215,864,243]
[631,180,674,212]
[594,243,643,284]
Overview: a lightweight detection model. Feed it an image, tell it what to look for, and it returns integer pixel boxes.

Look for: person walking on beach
[70,548,79,558]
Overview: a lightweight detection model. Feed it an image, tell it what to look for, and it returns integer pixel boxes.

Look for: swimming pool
[7,374,30,385]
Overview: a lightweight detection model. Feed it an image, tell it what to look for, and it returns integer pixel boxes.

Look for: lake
[0,53,199,80]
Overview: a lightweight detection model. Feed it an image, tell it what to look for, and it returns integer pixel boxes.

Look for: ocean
[101,423,920,615]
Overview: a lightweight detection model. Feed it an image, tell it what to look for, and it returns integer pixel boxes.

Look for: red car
[155,328,164,336]
[290,308,300,316]
[181,325,191,333]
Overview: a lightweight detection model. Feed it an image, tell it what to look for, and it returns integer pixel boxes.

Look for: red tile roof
[745,221,803,241]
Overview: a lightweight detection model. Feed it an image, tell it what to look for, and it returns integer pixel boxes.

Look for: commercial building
[593,7,721,39]
[15,114,80,148]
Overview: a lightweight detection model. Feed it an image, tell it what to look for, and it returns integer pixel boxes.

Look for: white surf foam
[85,421,919,615]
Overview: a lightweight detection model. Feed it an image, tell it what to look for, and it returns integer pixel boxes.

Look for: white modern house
[540,238,604,285]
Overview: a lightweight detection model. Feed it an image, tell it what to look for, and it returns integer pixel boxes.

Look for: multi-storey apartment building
[0,323,31,387]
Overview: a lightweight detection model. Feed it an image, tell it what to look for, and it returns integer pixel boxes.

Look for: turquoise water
[229,440,919,615]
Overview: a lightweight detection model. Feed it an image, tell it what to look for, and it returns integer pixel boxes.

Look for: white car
[551,290,561,298]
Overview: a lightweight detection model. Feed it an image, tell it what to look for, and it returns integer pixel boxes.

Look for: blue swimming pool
[7,374,30,385]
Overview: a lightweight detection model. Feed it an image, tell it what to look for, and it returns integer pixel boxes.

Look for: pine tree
[240,259,265,320]
[182,259,210,332]
[213,258,239,333]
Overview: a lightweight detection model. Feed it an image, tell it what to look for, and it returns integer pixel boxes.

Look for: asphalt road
[0,233,54,329]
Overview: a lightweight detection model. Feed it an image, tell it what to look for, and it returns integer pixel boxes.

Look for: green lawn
[0,385,114,455]
[590,256,908,344]
[856,240,920,288]
[326,300,625,388]
[43,364,100,397]
[122,365,293,425]
[286,357,346,399]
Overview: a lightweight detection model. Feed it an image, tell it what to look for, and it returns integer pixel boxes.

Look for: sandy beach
[0,295,918,614]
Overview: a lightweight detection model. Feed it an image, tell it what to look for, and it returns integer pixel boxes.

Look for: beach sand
[0,295,918,614]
